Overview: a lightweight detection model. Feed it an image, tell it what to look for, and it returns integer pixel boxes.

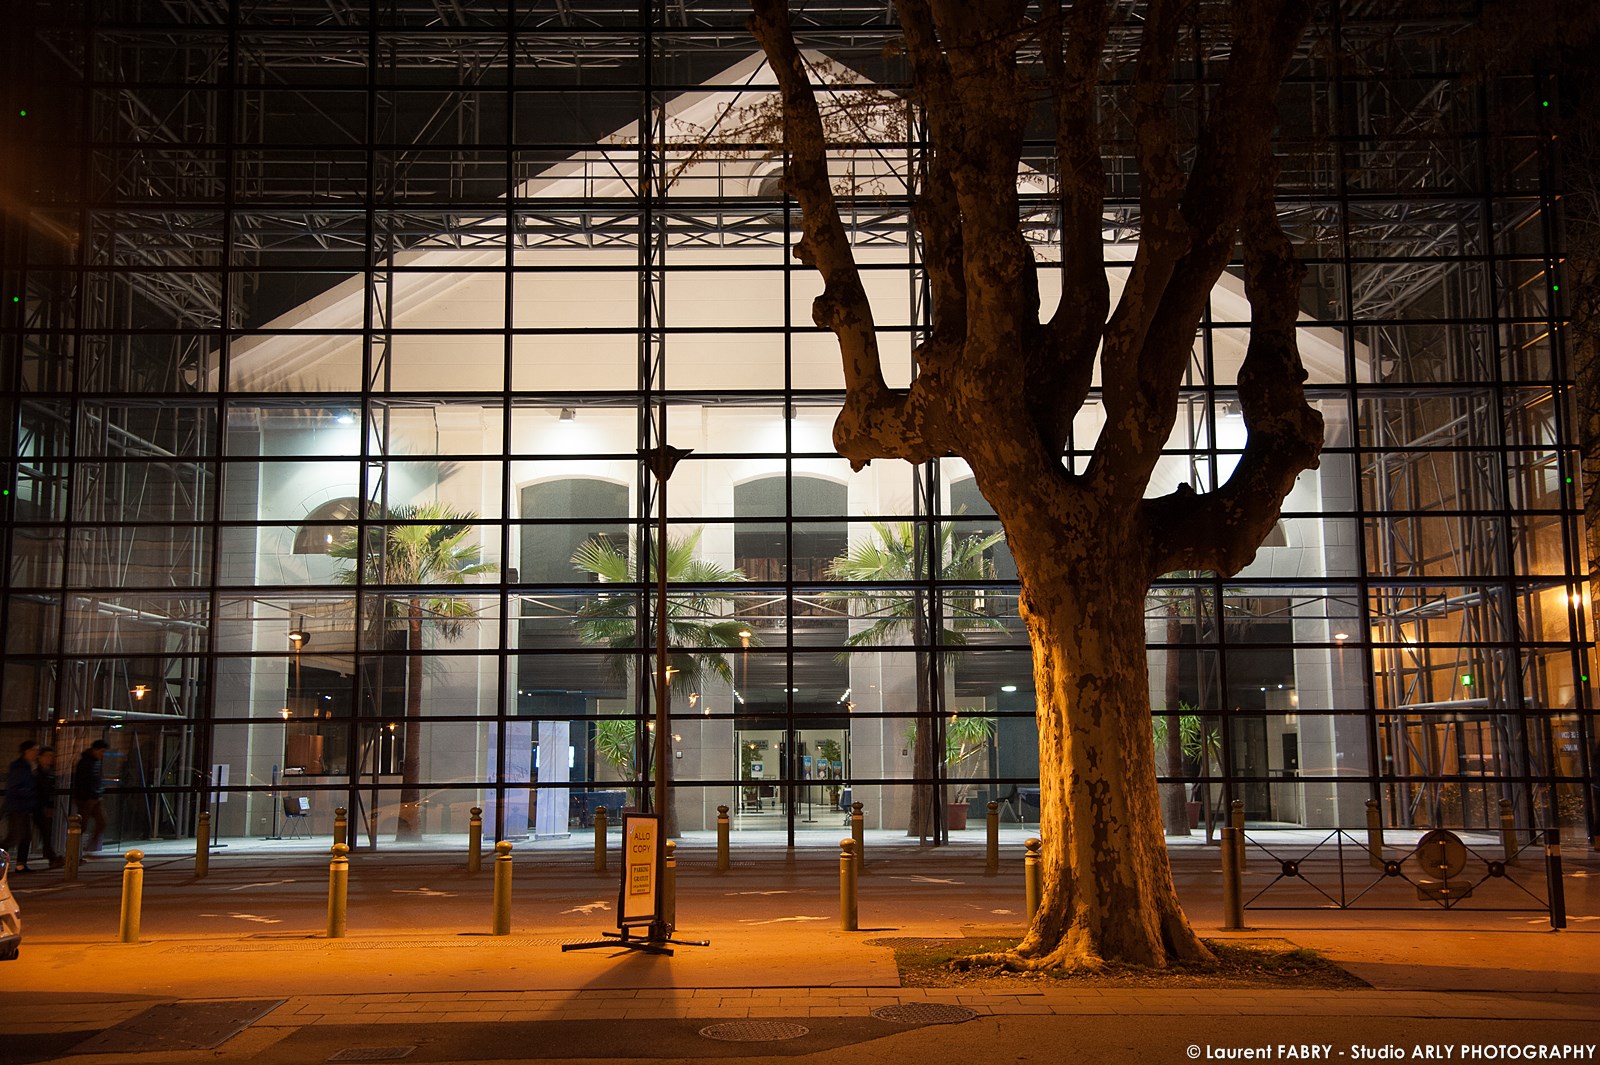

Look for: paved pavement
[1,834,1596,1065]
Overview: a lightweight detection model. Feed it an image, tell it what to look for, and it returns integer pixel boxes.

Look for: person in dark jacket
[33,745,63,869]
[3,741,39,872]
[71,740,109,854]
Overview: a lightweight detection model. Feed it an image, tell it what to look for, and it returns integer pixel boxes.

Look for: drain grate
[699,1021,811,1042]
[326,1048,417,1063]
[871,1003,978,1025]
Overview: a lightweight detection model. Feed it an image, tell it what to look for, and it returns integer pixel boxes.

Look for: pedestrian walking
[72,739,109,854]
[33,745,63,869]
[3,742,40,872]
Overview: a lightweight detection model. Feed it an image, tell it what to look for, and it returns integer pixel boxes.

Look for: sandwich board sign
[618,812,659,928]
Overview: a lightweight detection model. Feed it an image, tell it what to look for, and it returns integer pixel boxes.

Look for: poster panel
[618,812,659,927]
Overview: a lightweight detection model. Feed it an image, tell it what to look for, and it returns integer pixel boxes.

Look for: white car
[0,849,21,960]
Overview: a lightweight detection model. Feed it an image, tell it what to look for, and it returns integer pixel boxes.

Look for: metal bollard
[326,843,349,939]
[1230,799,1246,870]
[65,813,82,882]
[1221,826,1245,930]
[1545,829,1567,930]
[119,850,146,944]
[1365,798,1385,868]
[839,838,859,931]
[333,806,347,848]
[467,807,484,875]
[715,805,730,872]
[195,811,210,879]
[1499,798,1518,863]
[985,800,1000,875]
[664,839,677,934]
[593,806,608,875]
[492,840,513,936]
[1024,837,1042,922]
[850,801,865,872]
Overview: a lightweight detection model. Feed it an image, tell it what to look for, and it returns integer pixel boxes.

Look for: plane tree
[749,0,1323,968]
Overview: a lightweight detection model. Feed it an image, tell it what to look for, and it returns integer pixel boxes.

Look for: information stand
[561,812,708,957]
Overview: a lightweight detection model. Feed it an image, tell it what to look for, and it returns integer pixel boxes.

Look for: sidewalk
[2,842,1596,1065]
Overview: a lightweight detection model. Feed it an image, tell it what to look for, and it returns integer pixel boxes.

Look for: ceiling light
[1001,684,1018,693]
[1332,632,1349,641]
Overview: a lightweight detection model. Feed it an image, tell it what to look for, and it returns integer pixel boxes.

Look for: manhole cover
[871,1003,978,1025]
[70,999,284,1054]
[326,1049,417,1063]
[699,1021,811,1042]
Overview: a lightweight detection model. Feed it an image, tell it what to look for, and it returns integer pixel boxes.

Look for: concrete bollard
[492,840,513,936]
[119,850,146,944]
[715,805,730,872]
[985,800,1000,875]
[1499,798,1518,863]
[195,811,210,879]
[593,806,608,875]
[1024,837,1042,921]
[1545,829,1567,930]
[333,806,347,848]
[665,839,677,934]
[839,838,859,931]
[1221,826,1245,930]
[1230,799,1246,870]
[1365,798,1384,868]
[326,844,349,938]
[467,807,484,875]
[850,801,865,872]
[65,814,82,882]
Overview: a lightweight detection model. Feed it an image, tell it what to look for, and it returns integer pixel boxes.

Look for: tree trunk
[1159,606,1191,836]
[980,529,1211,970]
[398,606,424,841]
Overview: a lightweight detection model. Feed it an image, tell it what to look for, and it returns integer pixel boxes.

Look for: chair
[283,796,311,839]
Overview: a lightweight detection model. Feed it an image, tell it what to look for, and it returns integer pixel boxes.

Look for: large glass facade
[2,2,1593,851]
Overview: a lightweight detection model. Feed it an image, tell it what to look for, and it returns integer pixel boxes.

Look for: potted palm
[943,710,996,830]
[826,520,1003,840]
[570,527,750,836]
[331,501,496,842]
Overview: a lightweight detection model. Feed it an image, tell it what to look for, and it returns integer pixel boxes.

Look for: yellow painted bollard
[593,806,608,875]
[715,805,730,872]
[65,814,82,882]
[1499,798,1518,863]
[1230,799,1246,870]
[467,807,484,874]
[1365,798,1385,868]
[664,840,678,934]
[195,811,210,879]
[326,843,349,939]
[850,801,865,872]
[333,806,347,848]
[984,800,1000,875]
[1023,837,1042,922]
[839,838,859,931]
[1221,826,1245,930]
[118,850,145,944]
[491,840,513,936]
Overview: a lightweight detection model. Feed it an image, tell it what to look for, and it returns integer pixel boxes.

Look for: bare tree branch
[1143,172,1324,578]
[1038,0,1112,454]
[1092,0,1315,499]
[898,0,966,352]
[750,0,955,469]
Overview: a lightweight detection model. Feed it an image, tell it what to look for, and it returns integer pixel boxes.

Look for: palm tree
[570,527,750,833]
[826,521,1004,840]
[331,501,496,841]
